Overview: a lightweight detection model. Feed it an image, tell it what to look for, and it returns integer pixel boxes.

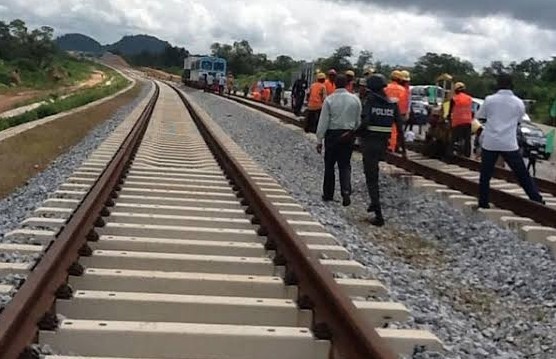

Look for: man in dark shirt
[292,74,308,116]
[358,74,406,226]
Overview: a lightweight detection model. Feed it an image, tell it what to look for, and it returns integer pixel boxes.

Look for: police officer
[357,74,406,226]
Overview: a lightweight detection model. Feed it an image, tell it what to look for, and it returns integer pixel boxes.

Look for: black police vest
[366,100,397,133]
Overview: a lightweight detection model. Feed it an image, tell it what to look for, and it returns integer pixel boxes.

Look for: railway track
[0,81,443,359]
[219,93,556,253]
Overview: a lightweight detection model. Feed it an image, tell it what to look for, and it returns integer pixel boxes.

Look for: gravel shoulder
[187,89,556,359]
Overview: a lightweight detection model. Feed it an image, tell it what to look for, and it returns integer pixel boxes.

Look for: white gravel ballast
[187,89,556,359]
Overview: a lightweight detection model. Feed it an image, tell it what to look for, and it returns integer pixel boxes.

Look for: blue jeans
[479,149,543,208]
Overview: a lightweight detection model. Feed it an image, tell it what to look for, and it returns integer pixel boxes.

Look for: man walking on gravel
[292,74,308,116]
[316,74,362,206]
[476,73,544,208]
[357,74,405,226]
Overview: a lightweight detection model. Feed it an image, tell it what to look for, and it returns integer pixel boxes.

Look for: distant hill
[105,35,171,56]
[55,34,172,56]
[56,33,103,53]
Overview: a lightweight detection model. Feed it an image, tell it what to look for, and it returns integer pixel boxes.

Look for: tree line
[119,45,189,74]
[208,40,556,123]
[0,19,57,71]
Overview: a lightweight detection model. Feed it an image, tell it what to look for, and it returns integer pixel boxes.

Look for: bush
[36,104,58,118]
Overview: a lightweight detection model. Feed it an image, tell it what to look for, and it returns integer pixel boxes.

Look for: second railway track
[220,93,556,252]
[0,82,443,359]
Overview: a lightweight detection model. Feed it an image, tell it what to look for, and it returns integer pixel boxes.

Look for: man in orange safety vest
[305,72,327,133]
[448,82,474,157]
[384,70,409,152]
[325,69,336,95]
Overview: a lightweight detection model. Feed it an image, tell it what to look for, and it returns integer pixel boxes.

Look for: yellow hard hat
[454,82,466,91]
[400,70,411,82]
[316,72,326,80]
[345,70,355,77]
[391,70,403,81]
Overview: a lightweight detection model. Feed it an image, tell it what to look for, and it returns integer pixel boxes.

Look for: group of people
[249,81,285,105]
[306,68,544,226]
[307,68,406,226]
[203,72,236,95]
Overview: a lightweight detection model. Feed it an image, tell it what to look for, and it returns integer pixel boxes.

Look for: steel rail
[220,92,556,227]
[450,155,556,196]
[171,84,397,359]
[0,83,160,359]
[225,93,556,197]
[385,153,556,227]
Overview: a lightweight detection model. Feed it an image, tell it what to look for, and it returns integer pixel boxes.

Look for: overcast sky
[1,0,555,68]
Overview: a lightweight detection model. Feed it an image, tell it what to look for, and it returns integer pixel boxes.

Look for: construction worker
[306,72,327,133]
[384,70,409,152]
[358,78,368,101]
[262,87,271,103]
[448,82,474,157]
[357,74,405,226]
[325,69,337,95]
[357,67,374,97]
[292,74,308,116]
[345,70,355,93]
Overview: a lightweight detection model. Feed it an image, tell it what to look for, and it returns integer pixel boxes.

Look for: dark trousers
[361,134,389,218]
[323,130,354,199]
[305,109,320,133]
[450,124,472,157]
[293,94,304,115]
[479,148,543,208]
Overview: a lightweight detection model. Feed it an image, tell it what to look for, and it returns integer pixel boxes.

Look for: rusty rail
[221,91,556,228]
[0,83,160,359]
[171,84,397,359]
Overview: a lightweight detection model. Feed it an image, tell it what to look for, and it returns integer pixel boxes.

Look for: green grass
[0,55,97,91]
[0,68,130,131]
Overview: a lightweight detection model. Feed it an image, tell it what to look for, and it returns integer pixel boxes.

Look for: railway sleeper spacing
[0,81,443,359]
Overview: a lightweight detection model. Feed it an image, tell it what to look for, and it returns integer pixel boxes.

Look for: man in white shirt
[316,74,362,206]
[475,74,544,208]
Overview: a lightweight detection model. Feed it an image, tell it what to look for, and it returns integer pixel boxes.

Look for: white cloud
[1,0,556,67]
